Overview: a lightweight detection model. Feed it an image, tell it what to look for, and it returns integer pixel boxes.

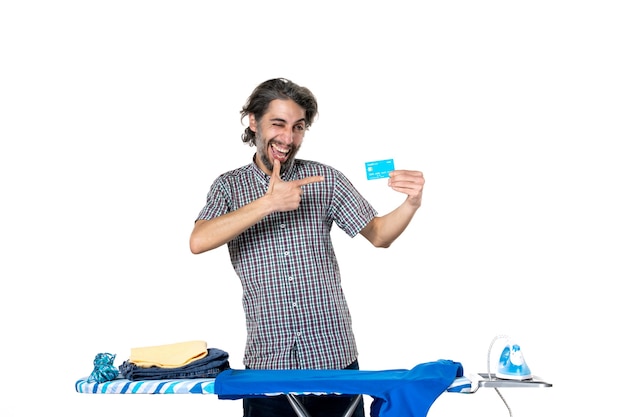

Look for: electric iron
[495,340,532,380]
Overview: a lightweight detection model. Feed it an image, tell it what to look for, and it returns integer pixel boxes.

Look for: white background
[1,1,624,416]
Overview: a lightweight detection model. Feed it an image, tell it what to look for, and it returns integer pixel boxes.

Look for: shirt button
[284,251,289,257]
[292,302,297,308]
[288,276,294,282]
[280,224,286,229]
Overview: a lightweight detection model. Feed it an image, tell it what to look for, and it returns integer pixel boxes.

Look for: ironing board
[75,372,553,417]
[74,373,556,395]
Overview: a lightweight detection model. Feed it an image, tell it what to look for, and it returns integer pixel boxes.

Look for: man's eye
[295,125,305,131]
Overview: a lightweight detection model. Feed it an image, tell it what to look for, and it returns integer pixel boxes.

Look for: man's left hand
[388,170,425,207]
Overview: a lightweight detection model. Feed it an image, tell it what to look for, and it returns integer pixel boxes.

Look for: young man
[190,78,425,417]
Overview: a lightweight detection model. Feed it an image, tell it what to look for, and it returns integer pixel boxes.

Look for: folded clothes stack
[119,340,230,381]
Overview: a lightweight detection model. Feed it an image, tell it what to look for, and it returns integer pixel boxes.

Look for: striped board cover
[75,377,216,394]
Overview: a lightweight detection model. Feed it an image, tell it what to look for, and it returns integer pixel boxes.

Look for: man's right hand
[266,160,324,212]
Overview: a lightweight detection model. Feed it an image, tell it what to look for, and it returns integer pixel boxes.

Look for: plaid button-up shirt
[196,158,377,370]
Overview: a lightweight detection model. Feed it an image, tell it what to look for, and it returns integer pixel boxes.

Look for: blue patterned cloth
[87,353,119,383]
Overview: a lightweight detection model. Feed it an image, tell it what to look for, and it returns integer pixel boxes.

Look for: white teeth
[271,144,289,154]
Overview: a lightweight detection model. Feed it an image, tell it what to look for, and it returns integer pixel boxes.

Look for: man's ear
[249,114,257,133]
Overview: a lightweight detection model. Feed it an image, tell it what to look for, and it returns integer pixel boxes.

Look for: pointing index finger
[293,175,325,187]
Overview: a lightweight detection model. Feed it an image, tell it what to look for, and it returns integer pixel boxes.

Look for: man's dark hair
[240,78,319,146]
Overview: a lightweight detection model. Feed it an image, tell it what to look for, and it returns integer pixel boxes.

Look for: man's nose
[279,127,294,143]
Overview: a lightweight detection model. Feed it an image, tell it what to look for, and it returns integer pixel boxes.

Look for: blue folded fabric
[119,348,230,381]
[215,359,463,417]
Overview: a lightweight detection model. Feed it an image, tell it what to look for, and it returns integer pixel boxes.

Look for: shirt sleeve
[331,169,378,237]
[195,177,231,221]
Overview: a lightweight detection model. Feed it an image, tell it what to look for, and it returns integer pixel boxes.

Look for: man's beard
[256,134,299,175]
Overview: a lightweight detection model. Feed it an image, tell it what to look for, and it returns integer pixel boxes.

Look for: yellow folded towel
[130,340,208,368]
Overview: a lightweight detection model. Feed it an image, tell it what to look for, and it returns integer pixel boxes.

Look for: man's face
[250,99,307,176]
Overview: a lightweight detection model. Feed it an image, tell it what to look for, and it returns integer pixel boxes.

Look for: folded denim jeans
[119,348,230,381]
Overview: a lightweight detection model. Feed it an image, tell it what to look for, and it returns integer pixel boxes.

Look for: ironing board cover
[75,377,217,394]
[75,375,473,395]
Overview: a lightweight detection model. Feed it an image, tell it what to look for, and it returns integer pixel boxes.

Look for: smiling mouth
[270,142,290,163]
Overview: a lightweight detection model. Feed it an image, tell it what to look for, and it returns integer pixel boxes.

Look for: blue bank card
[365,158,395,180]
